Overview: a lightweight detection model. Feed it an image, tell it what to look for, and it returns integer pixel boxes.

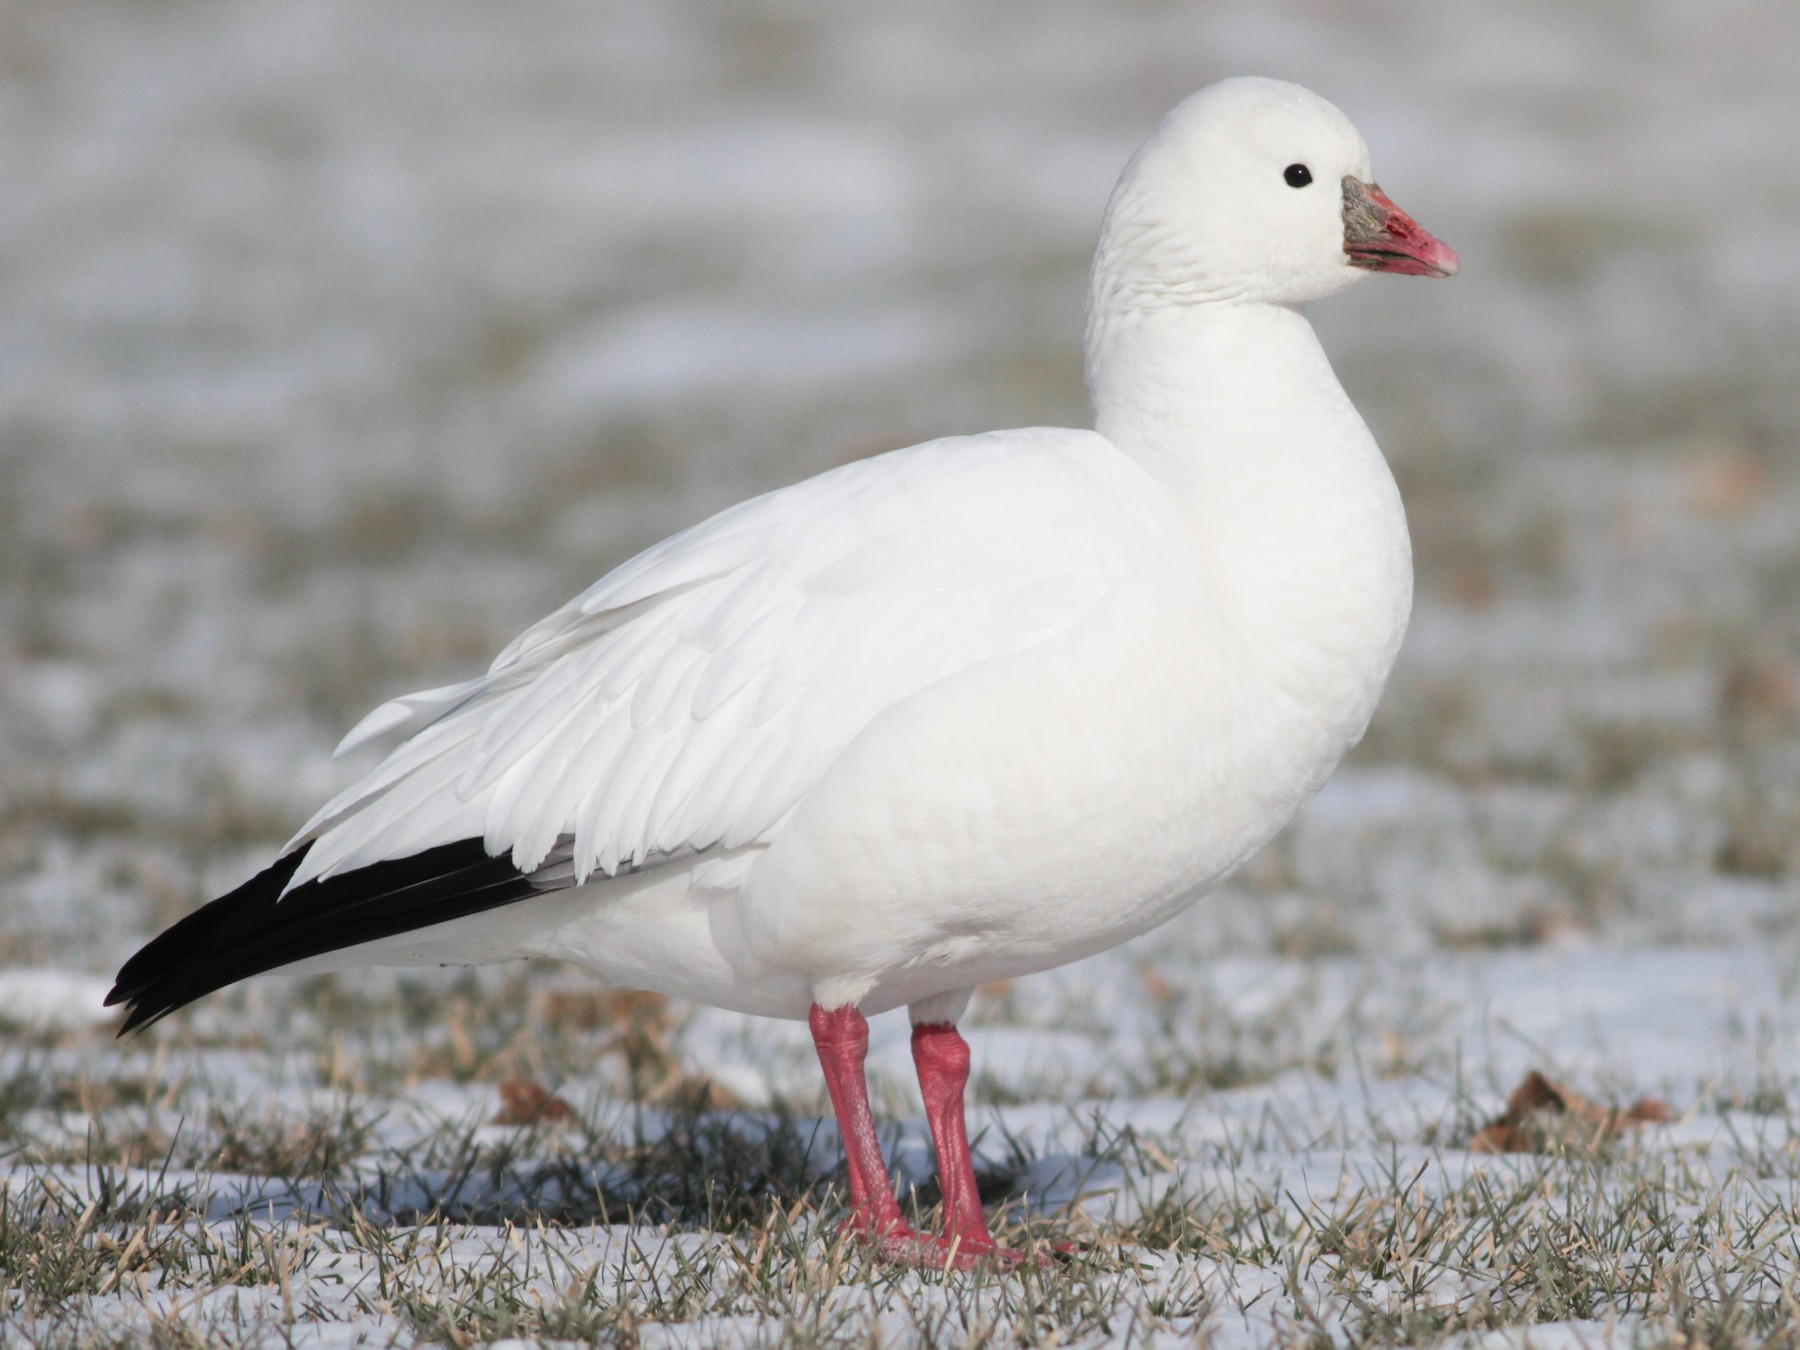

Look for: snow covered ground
[5,1,1800,1345]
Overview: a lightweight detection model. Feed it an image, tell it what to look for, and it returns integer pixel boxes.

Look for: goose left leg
[909,1001,1025,1269]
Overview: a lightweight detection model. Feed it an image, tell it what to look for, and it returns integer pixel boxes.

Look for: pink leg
[912,1022,1021,1263]
[809,1003,913,1247]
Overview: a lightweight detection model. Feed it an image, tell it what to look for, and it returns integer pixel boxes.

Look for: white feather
[292,429,1119,892]
[271,79,1436,1028]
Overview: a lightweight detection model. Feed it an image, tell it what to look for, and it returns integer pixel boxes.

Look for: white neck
[1087,298,1414,743]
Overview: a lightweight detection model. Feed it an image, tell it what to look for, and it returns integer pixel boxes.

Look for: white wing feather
[287,429,1119,891]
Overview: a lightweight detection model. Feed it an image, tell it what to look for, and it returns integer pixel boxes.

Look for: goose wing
[287,429,1126,892]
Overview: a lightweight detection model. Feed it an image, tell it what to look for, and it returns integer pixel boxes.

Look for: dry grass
[7,1,1800,1345]
[5,979,1800,1348]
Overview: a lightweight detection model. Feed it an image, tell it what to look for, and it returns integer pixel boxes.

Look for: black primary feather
[107,837,544,1034]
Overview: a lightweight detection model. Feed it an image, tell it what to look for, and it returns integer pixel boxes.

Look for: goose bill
[1342,177,1459,277]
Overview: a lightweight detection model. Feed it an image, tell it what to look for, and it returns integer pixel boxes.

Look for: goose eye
[1283,163,1313,188]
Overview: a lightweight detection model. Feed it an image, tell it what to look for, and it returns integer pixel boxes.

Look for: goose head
[1090,76,1457,318]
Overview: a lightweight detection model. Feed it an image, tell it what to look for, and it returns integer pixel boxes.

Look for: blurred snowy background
[4,0,1800,1036]
[10,4,1800,1343]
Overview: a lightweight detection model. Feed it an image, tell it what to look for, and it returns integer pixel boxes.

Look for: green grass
[7,984,1800,1349]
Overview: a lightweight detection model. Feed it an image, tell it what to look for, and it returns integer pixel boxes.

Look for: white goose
[111,77,1456,1267]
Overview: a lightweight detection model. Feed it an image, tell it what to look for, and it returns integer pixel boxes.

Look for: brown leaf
[1448,565,1497,611]
[527,986,738,1110]
[1722,662,1796,720]
[1469,1070,1671,1154]
[1622,1096,1674,1124]
[653,1076,741,1112]
[492,1078,575,1126]
[536,988,671,1031]
[1469,1121,1526,1154]
[1138,962,1173,1005]
[1685,451,1768,517]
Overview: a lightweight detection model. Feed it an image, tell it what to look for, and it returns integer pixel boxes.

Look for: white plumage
[114,75,1458,1266]
[291,430,1122,889]
[151,77,1458,1031]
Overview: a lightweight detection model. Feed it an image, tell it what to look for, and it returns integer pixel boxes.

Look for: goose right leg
[808,1002,915,1251]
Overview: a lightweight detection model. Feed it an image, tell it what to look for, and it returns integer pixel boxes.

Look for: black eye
[1283,163,1312,188]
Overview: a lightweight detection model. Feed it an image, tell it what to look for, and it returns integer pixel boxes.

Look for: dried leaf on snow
[492,1076,576,1126]
[1471,1069,1671,1154]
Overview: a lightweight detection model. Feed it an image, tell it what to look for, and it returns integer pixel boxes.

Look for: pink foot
[841,1219,1027,1270]
[810,1004,1068,1273]
[838,1207,918,1249]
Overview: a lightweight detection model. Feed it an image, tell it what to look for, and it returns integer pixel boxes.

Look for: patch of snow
[0,967,115,1031]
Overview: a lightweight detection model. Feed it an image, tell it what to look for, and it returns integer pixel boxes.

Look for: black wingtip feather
[109,837,541,1036]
